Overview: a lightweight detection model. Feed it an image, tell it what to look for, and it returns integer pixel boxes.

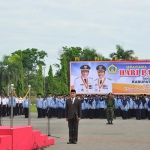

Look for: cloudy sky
[0,0,150,75]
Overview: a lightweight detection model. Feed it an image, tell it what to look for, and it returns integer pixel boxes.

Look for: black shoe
[67,141,73,144]
[73,141,77,144]
[110,121,113,125]
[106,122,110,125]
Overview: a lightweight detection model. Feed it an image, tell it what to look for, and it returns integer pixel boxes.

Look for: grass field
[30,105,37,113]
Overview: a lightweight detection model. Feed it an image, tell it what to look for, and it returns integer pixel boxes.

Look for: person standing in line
[65,89,82,144]
[42,97,47,118]
[81,96,85,119]
[1,94,7,117]
[84,96,89,118]
[36,94,43,118]
[141,95,147,119]
[134,96,143,120]
[99,96,105,119]
[18,96,23,115]
[23,96,29,118]
[120,96,129,119]
[46,93,52,118]
[58,96,64,119]
[145,96,150,120]
[95,96,100,118]
[105,93,115,125]
[63,95,66,118]
[8,94,16,118]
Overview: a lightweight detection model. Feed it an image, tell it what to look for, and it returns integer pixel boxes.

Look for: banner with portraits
[70,61,150,94]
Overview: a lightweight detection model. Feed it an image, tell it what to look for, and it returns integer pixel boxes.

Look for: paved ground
[1,114,150,150]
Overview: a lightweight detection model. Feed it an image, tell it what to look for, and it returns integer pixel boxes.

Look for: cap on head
[108,92,113,95]
[96,65,106,72]
[80,65,91,71]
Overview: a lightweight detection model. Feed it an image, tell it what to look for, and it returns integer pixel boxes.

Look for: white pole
[10,84,14,128]
[28,85,31,126]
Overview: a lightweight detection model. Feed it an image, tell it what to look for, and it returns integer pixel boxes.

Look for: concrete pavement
[1,114,150,150]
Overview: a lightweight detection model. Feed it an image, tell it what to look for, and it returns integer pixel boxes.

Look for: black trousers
[89,109,94,119]
[24,108,28,118]
[9,107,15,117]
[82,110,85,119]
[136,109,141,120]
[122,111,128,119]
[58,108,63,118]
[141,109,146,119]
[94,109,99,118]
[148,111,150,120]
[99,108,104,118]
[68,119,79,142]
[47,108,52,118]
[42,109,46,118]
[0,105,2,117]
[52,108,57,117]
[85,109,88,118]
[37,108,42,118]
[2,105,7,117]
[15,104,19,115]
[19,104,23,115]
[128,109,131,119]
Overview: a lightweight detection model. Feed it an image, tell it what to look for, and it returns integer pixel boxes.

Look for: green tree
[12,53,24,96]
[36,64,43,96]
[109,45,135,60]
[0,55,22,95]
[12,49,48,71]
[80,47,103,61]
[47,65,55,95]
[60,56,69,95]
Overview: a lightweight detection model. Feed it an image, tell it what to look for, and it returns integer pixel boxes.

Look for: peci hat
[96,65,106,72]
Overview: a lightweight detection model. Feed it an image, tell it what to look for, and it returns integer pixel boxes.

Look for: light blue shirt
[36,98,43,108]
[51,98,58,108]
[120,101,129,111]
[99,100,105,109]
[23,98,29,108]
[42,100,47,109]
[8,96,16,107]
[134,100,143,109]
[46,97,52,108]
[58,98,64,108]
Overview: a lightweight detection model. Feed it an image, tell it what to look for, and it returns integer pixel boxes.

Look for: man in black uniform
[65,89,82,144]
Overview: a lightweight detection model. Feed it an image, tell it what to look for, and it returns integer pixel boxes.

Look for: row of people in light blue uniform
[36,94,66,118]
[114,95,150,120]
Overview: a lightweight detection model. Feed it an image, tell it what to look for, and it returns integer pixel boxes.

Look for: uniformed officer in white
[94,65,112,94]
[74,65,93,94]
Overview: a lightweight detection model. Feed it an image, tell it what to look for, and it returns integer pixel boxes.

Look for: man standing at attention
[105,93,115,125]
[65,89,82,144]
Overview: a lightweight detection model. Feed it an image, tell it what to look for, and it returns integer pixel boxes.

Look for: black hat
[70,89,76,93]
[80,65,91,71]
[96,65,106,72]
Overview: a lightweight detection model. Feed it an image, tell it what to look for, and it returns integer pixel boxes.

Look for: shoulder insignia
[89,77,93,79]
[107,78,111,80]
[94,79,98,81]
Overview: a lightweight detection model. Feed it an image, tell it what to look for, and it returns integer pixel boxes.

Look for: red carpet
[0,126,54,150]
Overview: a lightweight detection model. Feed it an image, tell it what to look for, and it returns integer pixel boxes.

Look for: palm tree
[109,45,135,60]
[0,55,21,95]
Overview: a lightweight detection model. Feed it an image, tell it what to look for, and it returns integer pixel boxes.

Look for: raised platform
[0,126,54,150]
